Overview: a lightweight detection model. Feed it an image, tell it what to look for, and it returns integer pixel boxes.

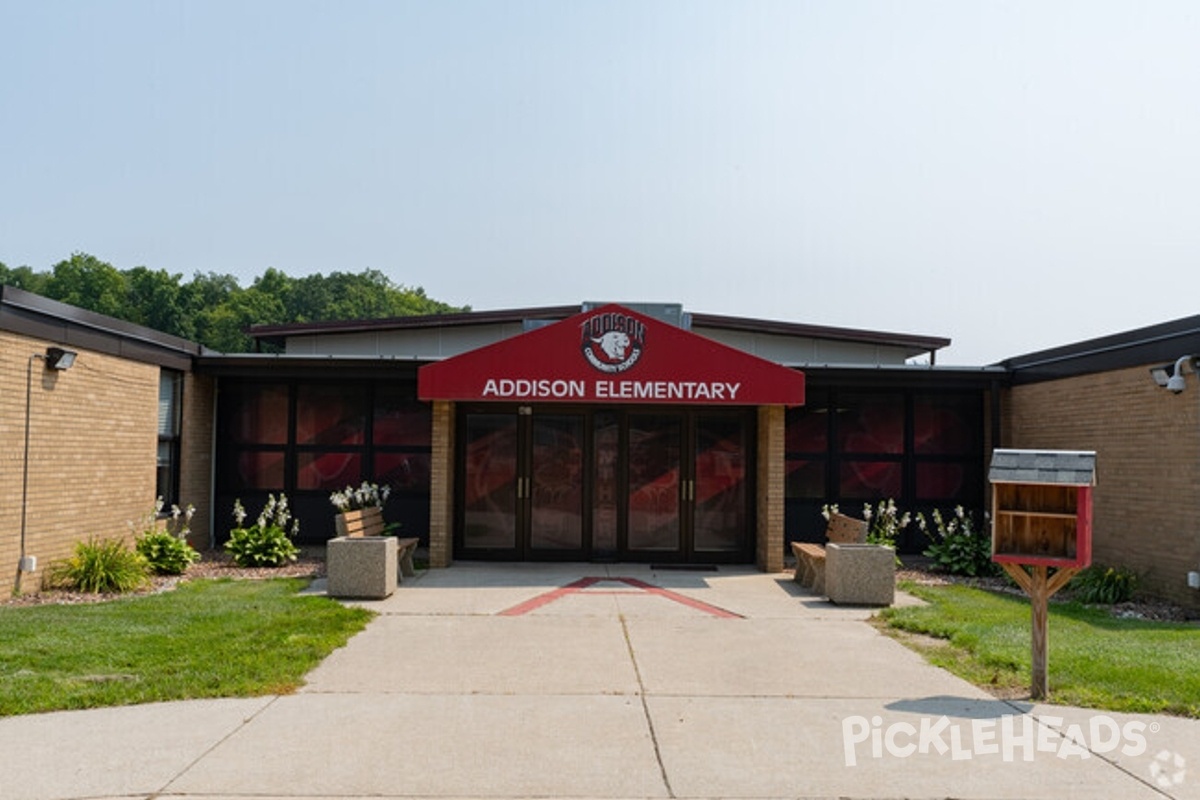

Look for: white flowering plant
[862,498,910,548]
[133,497,200,575]
[226,494,300,567]
[862,498,910,565]
[917,506,996,576]
[329,481,391,513]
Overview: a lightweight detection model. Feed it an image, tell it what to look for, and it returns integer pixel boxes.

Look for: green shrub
[225,525,298,568]
[225,495,300,568]
[48,537,150,594]
[132,499,200,575]
[918,506,998,577]
[1069,564,1138,604]
[136,530,200,575]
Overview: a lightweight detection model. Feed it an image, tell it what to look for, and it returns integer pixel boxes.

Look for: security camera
[1153,354,1198,394]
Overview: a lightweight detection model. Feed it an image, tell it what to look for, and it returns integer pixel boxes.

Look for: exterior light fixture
[1150,355,1198,395]
[45,346,77,370]
[17,345,78,592]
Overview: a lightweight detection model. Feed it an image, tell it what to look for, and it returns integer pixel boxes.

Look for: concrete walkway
[2,563,1197,800]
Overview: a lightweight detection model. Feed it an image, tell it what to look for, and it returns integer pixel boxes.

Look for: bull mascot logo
[581,312,645,373]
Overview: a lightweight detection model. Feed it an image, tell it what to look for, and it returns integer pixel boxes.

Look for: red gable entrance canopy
[418,304,804,406]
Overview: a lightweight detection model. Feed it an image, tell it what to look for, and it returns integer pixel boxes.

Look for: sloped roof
[418,303,806,406]
[248,303,950,357]
[988,449,1097,486]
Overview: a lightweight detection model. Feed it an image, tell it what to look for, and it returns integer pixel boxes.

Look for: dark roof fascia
[798,363,1007,391]
[998,314,1200,385]
[0,284,202,371]
[689,311,951,355]
[196,353,427,380]
[248,303,951,355]
[248,305,581,347]
[198,353,1002,390]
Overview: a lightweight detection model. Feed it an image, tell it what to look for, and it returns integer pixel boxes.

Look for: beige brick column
[756,404,785,573]
[428,400,455,568]
[179,372,214,550]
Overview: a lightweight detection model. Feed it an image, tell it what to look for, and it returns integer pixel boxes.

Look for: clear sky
[2,1,1198,365]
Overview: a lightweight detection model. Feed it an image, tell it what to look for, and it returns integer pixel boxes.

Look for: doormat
[651,564,718,571]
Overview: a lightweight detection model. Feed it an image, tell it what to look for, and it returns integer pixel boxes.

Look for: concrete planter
[825,543,895,606]
[326,535,398,599]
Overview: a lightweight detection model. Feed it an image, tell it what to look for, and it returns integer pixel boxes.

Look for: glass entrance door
[459,407,752,562]
[459,410,585,559]
[622,410,751,562]
[626,413,683,553]
[528,415,585,554]
[692,413,749,556]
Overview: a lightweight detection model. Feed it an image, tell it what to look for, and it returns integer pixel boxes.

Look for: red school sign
[418,304,805,406]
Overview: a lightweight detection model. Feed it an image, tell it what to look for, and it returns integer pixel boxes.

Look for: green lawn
[0,578,373,716]
[880,583,1200,718]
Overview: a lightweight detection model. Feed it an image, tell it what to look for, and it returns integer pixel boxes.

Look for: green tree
[0,262,48,294]
[2,255,466,352]
[125,266,191,339]
[44,253,128,318]
[194,284,287,353]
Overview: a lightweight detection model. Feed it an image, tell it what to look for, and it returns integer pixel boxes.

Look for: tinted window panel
[235,451,286,490]
[839,460,902,499]
[226,385,289,445]
[916,462,967,501]
[374,389,431,447]
[375,452,432,493]
[838,394,904,454]
[785,458,825,498]
[297,452,363,491]
[914,395,978,455]
[296,385,366,446]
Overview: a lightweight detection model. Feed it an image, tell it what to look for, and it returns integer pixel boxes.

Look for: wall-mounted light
[44,346,77,370]
[1149,355,1198,394]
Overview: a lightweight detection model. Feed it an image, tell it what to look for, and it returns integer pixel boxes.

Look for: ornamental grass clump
[225,494,300,568]
[1069,564,1139,604]
[134,498,201,575]
[48,537,150,594]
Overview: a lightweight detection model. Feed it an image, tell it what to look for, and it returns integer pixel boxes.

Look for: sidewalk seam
[619,609,676,799]
[154,695,281,796]
[1014,703,1175,800]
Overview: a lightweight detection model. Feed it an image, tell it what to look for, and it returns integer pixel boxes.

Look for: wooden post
[999,563,1077,700]
[1030,566,1049,699]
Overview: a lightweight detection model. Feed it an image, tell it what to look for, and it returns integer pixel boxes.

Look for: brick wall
[428,400,455,568]
[756,405,785,573]
[1,332,160,595]
[1005,365,1200,611]
[179,372,214,550]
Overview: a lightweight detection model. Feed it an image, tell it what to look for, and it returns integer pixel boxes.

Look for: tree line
[0,253,466,352]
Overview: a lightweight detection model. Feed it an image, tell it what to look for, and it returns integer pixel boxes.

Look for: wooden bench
[791,541,828,593]
[791,512,868,595]
[335,506,420,580]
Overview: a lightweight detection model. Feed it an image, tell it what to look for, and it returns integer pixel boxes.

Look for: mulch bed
[7,550,1196,621]
[897,558,1197,622]
[2,547,327,608]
